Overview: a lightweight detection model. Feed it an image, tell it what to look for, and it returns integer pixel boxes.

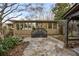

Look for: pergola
[63,3,79,47]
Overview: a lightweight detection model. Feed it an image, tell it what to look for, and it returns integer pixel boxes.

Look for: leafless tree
[0,3,31,23]
[0,3,51,23]
[0,3,17,22]
[23,4,44,20]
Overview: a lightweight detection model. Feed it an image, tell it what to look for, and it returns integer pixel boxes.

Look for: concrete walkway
[23,36,77,56]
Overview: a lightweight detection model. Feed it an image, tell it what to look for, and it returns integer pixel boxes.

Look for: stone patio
[23,36,77,56]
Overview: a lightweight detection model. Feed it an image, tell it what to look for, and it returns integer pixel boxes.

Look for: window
[28,23,31,28]
[24,23,27,28]
[24,23,28,30]
[20,23,24,30]
[48,23,52,29]
[24,23,32,30]
[53,23,57,29]
[16,24,19,30]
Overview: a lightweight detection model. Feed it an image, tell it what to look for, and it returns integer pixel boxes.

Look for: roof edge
[62,3,78,19]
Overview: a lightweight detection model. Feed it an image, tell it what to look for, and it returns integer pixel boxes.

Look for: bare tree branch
[17,4,31,12]
[0,3,16,13]
[4,5,13,14]
[0,4,8,17]
[3,13,22,23]
[7,3,16,7]
[2,4,19,18]
[1,3,8,12]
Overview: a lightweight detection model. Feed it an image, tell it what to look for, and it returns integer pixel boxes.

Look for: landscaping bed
[7,41,29,56]
[0,36,29,56]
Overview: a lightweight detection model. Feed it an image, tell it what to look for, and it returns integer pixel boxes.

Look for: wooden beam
[66,20,69,47]
[69,11,79,17]
[63,4,79,18]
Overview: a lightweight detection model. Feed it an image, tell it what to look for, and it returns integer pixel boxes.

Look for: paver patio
[23,37,77,56]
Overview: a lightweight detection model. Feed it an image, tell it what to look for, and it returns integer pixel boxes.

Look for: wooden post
[64,20,69,47]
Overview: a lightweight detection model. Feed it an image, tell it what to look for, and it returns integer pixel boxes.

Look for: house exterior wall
[36,22,59,35]
[47,23,59,35]
[12,21,60,37]
[13,22,32,37]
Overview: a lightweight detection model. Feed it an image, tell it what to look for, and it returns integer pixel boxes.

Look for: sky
[20,3,55,18]
[43,3,55,11]
[3,3,55,22]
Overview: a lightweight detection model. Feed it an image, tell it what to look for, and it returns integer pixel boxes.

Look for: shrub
[0,36,22,55]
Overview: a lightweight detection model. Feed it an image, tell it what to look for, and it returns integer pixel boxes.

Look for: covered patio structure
[63,3,79,47]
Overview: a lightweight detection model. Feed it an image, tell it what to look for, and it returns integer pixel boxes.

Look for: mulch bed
[7,41,29,56]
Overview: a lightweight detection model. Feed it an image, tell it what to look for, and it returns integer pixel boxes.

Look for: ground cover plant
[0,36,22,55]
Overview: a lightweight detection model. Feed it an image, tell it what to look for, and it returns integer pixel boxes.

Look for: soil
[7,41,29,56]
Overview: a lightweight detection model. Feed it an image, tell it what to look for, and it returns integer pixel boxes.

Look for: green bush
[0,36,22,55]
